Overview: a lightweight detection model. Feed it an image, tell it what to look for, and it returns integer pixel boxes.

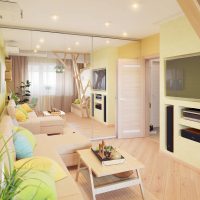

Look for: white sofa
[7,100,65,135]
[0,114,91,199]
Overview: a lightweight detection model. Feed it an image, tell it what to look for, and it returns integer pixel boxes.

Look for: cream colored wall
[160,16,200,168]
[0,33,6,115]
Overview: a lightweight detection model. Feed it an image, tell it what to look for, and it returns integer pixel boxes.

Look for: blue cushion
[13,133,33,159]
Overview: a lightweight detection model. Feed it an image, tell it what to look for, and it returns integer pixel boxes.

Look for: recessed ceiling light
[123,32,128,37]
[39,38,44,43]
[33,49,37,53]
[106,40,110,44]
[104,22,111,27]
[51,15,59,21]
[67,47,71,51]
[75,42,79,46]
[36,44,40,49]
[132,3,139,9]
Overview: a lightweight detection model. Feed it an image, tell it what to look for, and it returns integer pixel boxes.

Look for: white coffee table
[43,110,65,117]
[76,148,145,200]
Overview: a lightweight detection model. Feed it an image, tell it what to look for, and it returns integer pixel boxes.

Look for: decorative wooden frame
[53,51,91,117]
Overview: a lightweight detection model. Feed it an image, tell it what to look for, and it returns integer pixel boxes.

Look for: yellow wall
[141,34,160,57]
[118,34,160,59]
[92,34,160,125]
[160,16,200,168]
[0,33,6,115]
[92,47,119,124]
[118,41,141,59]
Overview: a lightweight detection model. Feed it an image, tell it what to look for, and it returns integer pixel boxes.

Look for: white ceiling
[0,0,183,39]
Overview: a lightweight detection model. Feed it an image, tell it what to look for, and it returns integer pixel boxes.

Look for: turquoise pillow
[13,126,36,148]
[15,170,57,200]
[13,133,33,159]
[13,126,36,159]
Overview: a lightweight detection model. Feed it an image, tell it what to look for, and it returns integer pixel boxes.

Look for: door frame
[143,55,160,137]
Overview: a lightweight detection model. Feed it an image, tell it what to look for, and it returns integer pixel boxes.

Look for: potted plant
[9,91,20,105]
[17,80,31,104]
[0,136,42,200]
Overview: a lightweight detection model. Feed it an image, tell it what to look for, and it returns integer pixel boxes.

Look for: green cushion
[14,156,67,182]
[15,170,57,200]
[74,98,80,104]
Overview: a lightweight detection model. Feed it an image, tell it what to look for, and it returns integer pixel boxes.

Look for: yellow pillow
[21,103,32,112]
[15,109,27,122]
[14,156,67,181]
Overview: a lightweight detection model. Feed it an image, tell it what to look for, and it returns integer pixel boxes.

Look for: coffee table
[43,110,65,117]
[76,148,145,200]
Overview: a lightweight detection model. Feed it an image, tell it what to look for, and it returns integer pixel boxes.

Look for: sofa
[7,100,65,135]
[0,113,91,199]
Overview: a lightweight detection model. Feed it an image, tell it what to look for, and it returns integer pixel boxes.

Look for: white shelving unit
[91,91,107,124]
[161,98,200,168]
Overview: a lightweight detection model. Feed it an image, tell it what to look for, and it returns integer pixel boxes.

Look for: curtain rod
[0,24,139,41]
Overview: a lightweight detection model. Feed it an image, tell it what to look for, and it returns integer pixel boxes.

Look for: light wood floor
[65,112,116,139]
[69,137,200,200]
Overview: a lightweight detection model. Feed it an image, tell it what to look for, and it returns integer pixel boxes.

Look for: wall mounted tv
[92,68,106,91]
[166,54,200,99]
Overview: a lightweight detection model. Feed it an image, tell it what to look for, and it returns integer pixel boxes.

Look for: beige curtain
[28,57,77,112]
[52,59,77,112]
[11,56,28,93]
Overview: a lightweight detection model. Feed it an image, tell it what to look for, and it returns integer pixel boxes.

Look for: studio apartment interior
[0,0,200,200]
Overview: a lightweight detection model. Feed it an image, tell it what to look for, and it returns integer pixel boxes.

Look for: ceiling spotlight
[104,22,111,27]
[33,49,37,53]
[132,3,139,9]
[75,42,79,46]
[51,15,59,21]
[36,44,40,49]
[67,47,71,51]
[123,32,128,37]
[39,38,44,43]
[106,40,110,44]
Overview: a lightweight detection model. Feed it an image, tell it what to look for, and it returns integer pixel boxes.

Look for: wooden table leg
[76,156,81,181]
[88,168,96,200]
[136,169,145,200]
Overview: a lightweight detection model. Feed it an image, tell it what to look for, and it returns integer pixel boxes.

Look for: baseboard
[160,149,200,173]
[90,135,116,141]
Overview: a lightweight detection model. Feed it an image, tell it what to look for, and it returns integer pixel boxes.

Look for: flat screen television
[166,54,200,99]
[92,68,106,91]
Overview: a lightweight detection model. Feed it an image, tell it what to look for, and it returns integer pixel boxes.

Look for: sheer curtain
[28,57,76,112]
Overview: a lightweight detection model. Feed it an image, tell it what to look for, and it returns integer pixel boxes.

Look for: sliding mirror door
[1,27,141,140]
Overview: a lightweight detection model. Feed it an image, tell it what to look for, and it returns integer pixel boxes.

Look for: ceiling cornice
[0,24,139,41]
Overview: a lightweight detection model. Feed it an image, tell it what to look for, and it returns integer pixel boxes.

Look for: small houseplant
[17,80,31,104]
[0,136,48,200]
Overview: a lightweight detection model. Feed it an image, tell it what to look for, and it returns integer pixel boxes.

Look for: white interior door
[117,59,143,138]
[150,60,160,128]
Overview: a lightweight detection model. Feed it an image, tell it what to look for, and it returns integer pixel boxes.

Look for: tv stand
[161,98,200,169]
